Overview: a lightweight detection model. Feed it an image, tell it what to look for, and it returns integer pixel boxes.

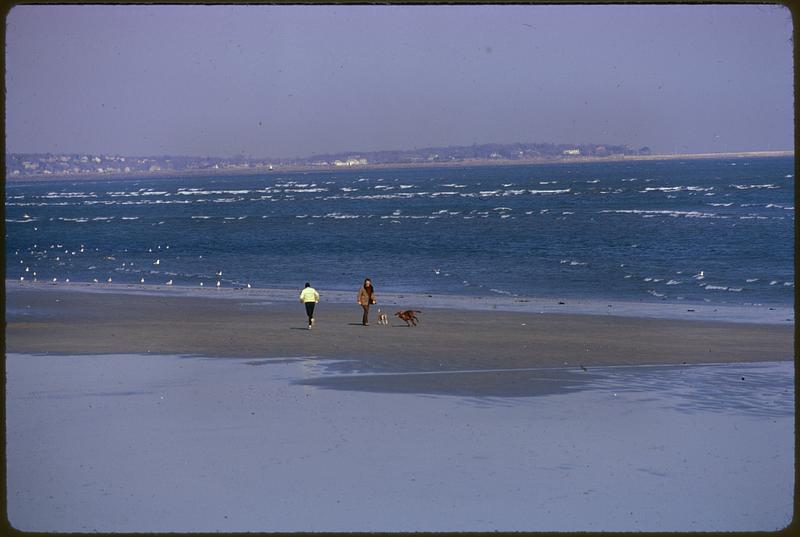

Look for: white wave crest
[731,184,779,190]
[529,188,571,195]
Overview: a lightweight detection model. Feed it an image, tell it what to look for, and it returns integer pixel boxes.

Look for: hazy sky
[5,4,794,158]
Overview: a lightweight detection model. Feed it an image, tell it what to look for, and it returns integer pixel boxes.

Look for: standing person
[299,282,320,329]
[357,278,376,326]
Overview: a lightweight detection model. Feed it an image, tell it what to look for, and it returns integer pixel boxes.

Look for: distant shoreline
[6,150,793,183]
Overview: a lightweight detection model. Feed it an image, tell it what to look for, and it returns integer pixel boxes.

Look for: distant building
[563,149,581,156]
[334,158,368,167]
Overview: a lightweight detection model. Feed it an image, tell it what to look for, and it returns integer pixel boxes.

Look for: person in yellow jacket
[299,282,320,329]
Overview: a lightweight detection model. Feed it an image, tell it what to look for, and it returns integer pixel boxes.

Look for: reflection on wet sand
[296,361,794,417]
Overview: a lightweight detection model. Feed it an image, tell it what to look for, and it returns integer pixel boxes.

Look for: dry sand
[6,286,793,377]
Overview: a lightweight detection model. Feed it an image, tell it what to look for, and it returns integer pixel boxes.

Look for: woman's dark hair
[363,278,374,296]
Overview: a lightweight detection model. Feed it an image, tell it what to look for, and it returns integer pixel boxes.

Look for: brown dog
[395,310,421,326]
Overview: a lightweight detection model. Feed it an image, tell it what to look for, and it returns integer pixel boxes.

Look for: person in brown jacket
[357,278,376,326]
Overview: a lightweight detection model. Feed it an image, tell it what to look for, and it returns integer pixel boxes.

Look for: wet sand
[6,285,793,380]
[6,353,793,531]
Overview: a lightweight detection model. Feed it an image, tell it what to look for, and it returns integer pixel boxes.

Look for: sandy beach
[5,284,795,531]
[6,283,792,383]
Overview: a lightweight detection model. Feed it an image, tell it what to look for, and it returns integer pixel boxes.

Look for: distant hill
[302,142,647,165]
[5,141,652,179]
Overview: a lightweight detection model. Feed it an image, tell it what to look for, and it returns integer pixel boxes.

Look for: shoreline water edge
[7,278,794,324]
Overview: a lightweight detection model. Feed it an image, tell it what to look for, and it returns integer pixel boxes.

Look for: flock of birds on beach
[15,238,785,297]
[13,241,255,291]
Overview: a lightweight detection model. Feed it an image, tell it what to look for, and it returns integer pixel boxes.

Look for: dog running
[395,310,421,326]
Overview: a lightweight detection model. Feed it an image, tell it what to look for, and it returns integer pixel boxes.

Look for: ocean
[5,157,795,307]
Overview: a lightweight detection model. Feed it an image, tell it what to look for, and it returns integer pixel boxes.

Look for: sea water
[5,353,794,532]
[5,157,794,306]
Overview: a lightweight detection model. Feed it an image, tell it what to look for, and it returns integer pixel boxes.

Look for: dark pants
[305,302,316,325]
[361,303,370,325]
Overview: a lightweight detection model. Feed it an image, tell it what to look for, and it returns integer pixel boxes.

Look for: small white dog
[376,309,389,325]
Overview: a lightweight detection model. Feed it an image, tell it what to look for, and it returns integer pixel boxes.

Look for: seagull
[247,283,251,289]
[216,270,223,277]
[25,267,29,272]
[199,282,204,287]
[433,268,441,275]
[65,278,69,283]
[107,278,112,283]
[19,276,24,281]
[154,259,160,265]
[140,277,145,284]
[216,281,221,287]
[166,279,173,285]
[93,278,99,283]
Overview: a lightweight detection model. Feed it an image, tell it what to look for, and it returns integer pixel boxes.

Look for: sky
[5,4,794,158]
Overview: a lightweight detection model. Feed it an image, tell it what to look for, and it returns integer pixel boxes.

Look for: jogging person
[299,282,320,329]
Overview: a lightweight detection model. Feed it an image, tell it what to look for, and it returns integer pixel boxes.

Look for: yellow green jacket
[299,287,320,303]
